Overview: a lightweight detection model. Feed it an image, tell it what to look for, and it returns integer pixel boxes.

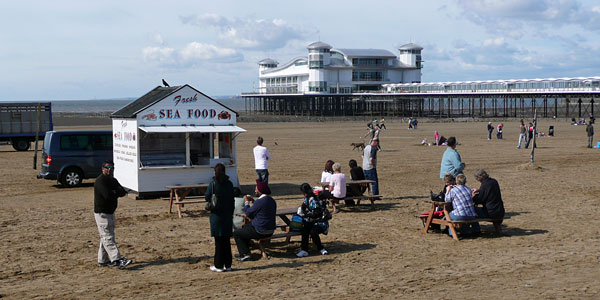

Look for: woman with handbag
[296,183,330,257]
[205,163,235,272]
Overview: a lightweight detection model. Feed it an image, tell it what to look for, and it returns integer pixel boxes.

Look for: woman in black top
[205,163,235,272]
[346,159,366,205]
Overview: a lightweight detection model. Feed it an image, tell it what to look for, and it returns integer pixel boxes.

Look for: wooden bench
[257,231,302,259]
[330,195,382,213]
[421,201,509,241]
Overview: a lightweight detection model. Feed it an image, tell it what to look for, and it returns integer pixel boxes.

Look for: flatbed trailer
[0,102,53,151]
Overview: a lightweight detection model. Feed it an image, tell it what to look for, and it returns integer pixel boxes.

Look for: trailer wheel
[61,168,83,187]
[12,139,31,151]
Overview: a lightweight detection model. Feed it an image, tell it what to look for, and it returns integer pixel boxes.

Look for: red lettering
[187,109,193,118]
[159,109,165,118]
[202,109,208,118]
[209,109,216,118]
[194,109,201,118]
[167,110,173,118]
[174,110,181,119]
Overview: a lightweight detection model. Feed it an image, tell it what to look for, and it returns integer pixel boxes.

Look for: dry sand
[1,119,599,299]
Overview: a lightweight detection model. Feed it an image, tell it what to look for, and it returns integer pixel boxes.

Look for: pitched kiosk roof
[399,43,423,51]
[110,85,237,118]
[335,48,396,58]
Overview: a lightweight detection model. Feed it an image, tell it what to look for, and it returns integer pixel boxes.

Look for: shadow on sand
[125,255,212,271]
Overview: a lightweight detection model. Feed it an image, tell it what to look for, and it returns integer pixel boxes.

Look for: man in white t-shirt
[253,136,271,184]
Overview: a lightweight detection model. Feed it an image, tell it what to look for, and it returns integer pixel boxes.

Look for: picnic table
[320,179,381,212]
[165,184,208,218]
[237,206,301,259]
[420,200,506,241]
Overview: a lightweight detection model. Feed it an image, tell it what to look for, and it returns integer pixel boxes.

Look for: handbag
[289,214,304,231]
[205,181,218,211]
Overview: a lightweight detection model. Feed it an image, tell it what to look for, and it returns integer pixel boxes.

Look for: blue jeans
[448,210,480,236]
[256,169,269,184]
[363,168,379,195]
[517,133,526,148]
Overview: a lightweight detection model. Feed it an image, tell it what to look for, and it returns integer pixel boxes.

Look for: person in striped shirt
[444,174,480,236]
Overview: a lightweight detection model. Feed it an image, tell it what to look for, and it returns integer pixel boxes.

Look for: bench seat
[162,195,204,201]
[257,231,302,259]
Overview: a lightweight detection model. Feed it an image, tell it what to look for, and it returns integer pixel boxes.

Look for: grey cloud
[425,38,600,81]
[180,14,313,50]
[456,0,600,35]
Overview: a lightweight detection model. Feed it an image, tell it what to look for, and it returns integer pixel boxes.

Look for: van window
[60,135,90,151]
[91,135,112,150]
[59,134,111,151]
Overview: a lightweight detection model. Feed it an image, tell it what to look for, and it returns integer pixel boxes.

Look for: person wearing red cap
[232,180,277,261]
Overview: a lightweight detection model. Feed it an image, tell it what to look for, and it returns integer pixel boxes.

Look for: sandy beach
[1,118,599,299]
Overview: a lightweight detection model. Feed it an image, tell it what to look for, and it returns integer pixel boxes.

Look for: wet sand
[1,118,599,299]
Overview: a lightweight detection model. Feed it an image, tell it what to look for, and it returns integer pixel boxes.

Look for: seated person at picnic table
[232,180,276,262]
[296,183,330,257]
[320,163,346,213]
[471,169,505,230]
[232,187,245,231]
[346,159,367,205]
[444,174,480,237]
[431,173,455,202]
[320,160,335,184]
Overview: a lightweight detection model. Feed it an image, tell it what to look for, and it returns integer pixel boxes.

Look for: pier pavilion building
[242,41,600,119]
[257,41,423,94]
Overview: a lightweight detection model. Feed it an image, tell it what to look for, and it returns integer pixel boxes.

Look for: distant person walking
[362,139,380,196]
[496,123,503,139]
[517,120,526,149]
[440,137,465,178]
[525,122,535,149]
[94,161,131,268]
[253,136,271,184]
[586,121,594,148]
[487,122,493,140]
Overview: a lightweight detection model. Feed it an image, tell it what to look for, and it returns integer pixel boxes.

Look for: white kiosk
[110,84,246,194]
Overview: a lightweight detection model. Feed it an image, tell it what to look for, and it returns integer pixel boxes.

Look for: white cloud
[180,14,312,50]
[142,43,243,68]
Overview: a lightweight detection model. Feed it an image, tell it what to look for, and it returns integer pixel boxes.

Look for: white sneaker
[320,248,329,255]
[296,250,309,257]
[209,266,225,273]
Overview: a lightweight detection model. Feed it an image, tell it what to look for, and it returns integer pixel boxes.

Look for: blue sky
[2,0,600,100]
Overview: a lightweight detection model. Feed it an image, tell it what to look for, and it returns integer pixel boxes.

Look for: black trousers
[233,223,271,256]
[213,236,232,269]
[301,222,324,252]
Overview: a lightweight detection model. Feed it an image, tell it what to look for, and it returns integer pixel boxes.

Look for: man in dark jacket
[233,179,276,261]
[472,169,505,229]
[94,161,131,268]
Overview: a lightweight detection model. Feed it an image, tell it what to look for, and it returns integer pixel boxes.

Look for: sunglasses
[103,165,115,169]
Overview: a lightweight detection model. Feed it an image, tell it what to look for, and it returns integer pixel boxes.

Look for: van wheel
[12,139,30,151]
[61,168,83,187]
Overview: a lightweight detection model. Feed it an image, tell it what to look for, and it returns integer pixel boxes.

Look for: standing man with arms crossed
[362,139,380,197]
[253,136,271,184]
[94,161,132,268]
[440,137,465,179]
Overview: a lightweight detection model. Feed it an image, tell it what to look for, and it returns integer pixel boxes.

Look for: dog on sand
[351,142,365,151]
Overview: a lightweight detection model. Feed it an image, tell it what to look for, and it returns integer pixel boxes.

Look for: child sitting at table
[296,183,330,257]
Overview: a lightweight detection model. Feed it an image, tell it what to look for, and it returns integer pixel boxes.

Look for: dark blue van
[37,130,113,187]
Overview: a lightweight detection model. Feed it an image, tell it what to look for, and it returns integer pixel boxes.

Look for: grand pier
[242,77,600,119]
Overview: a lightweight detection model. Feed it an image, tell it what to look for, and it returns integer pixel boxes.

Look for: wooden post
[33,103,41,169]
